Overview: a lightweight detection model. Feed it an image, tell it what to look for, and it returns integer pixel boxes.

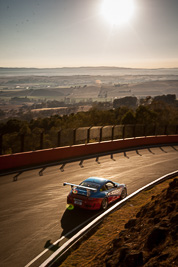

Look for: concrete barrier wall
[0,135,178,172]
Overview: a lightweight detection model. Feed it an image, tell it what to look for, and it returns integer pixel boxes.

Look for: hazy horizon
[1,66,178,70]
[1,65,178,78]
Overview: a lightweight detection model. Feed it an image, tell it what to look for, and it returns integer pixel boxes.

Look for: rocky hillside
[92,178,178,267]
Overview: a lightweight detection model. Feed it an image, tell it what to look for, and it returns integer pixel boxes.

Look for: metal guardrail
[39,170,178,267]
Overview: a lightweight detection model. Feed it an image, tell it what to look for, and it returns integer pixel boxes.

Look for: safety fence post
[164,125,168,135]
[154,125,157,136]
[0,134,2,155]
[132,125,136,138]
[111,125,115,141]
[99,126,103,142]
[58,130,61,147]
[40,132,44,149]
[143,125,147,137]
[21,134,25,152]
[87,126,91,143]
[176,125,178,134]
[122,125,125,139]
[73,128,76,145]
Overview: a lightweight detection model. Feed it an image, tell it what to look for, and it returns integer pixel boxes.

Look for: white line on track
[39,170,178,267]
[24,213,98,267]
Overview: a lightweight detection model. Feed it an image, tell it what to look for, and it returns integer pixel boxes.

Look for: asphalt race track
[0,145,178,266]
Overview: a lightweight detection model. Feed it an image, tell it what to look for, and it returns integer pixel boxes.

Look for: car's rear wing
[63,182,97,191]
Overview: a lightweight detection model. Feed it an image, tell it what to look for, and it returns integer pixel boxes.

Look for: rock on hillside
[93,178,178,267]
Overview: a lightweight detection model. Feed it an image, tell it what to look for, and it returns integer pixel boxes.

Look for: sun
[101,0,135,26]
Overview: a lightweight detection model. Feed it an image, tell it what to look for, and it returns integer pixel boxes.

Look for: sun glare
[101,0,135,26]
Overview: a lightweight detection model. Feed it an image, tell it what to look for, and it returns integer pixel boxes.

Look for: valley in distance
[0,66,178,120]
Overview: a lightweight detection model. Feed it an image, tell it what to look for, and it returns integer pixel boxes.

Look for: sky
[0,0,178,68]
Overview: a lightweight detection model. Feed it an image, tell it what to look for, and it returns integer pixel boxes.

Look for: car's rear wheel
[101,198,108,210]
[121,188,127,199]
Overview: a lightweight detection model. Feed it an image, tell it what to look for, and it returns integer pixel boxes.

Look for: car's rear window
[80,181,100,189]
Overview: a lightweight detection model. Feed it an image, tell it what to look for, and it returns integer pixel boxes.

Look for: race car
[63,177,127,210]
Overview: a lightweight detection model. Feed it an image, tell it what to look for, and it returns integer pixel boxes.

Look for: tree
[115,106,130,124]
[121,110,136,125]
[135,106,157,125]
[19,122,31,135]
[4,119,22,134]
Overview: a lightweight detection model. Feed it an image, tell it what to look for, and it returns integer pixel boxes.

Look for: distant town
[0,67,178,121]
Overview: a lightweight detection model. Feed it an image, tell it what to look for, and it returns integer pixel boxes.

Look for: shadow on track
[136,149,142,156]
[124,151,129,158]
[147,148,155,155]
[172,145,178,151]
[60,207,100,238]
[44,239,60,252]
[13,171,23,182]
[159,146,168,153]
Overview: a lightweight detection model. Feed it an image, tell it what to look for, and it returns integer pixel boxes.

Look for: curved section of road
[40,170,178,267]
[0,144,178,267]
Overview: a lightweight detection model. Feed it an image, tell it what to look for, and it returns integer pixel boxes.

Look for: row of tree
[1,100,177,133]
[0,99,178,154]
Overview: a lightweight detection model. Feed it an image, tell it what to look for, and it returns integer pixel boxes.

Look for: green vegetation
[0,100,177,154]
